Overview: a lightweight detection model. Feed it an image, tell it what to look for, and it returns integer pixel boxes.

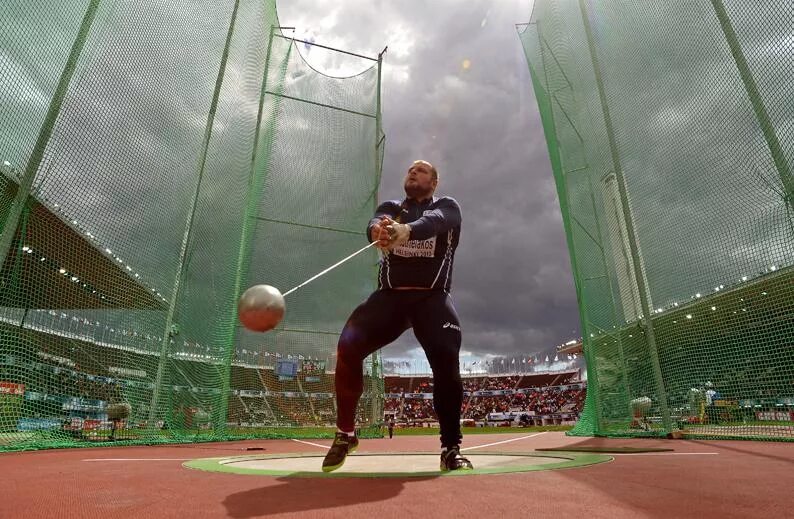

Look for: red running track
[1,432,791,519]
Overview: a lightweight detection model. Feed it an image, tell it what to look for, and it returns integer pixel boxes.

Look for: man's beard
[404,183,432,200]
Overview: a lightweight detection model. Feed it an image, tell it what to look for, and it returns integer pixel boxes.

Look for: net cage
[0,0,385,451]
[519,1,794,440]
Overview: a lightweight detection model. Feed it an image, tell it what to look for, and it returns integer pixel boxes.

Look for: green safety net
[520,1,793,440]
[0,0,384,451]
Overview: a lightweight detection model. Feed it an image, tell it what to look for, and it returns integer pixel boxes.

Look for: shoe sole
[321,443,358,473]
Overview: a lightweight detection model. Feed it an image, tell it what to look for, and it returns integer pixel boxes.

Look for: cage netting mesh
[520,0,793,440]
[0,0,384,451]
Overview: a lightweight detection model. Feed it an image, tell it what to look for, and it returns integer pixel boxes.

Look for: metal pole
[149,0,242,429]
[533,20,604,433]
[370,47,387,431]
[218,24,278,437]
[577,0,671,432]
[0,0,101,274]
[588,178,633,403]
[272,33,379,62]
[710,0,793,209]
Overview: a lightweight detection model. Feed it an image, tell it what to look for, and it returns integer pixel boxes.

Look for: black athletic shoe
[440,446,474,471]
[322,432,359,472]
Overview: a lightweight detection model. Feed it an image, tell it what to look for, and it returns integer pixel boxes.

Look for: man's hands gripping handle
[370,216,410,250]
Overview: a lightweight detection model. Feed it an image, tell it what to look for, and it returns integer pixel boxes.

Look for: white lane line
[611,452,719,456]
[461,432,546,452]
[291,439,330,449]
[82,458,193,462]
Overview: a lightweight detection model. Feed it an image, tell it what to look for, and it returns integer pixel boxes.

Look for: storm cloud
[278,0,581,363]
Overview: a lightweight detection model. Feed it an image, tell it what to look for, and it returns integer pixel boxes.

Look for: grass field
[0,425,575,451]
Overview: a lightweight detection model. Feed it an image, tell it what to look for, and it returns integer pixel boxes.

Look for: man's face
[403,160,437,199]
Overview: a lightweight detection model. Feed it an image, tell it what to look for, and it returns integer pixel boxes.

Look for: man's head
[403,160,438,200]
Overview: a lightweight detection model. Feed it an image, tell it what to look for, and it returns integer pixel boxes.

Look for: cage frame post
[0,0,101,277]
[710,0,793,210]
[367,46,388,431]
[149,0,243,430]
[576,0,672,433]
[217,23,281,437]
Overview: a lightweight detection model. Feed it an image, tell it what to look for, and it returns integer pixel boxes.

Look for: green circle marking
[183,451,612,478]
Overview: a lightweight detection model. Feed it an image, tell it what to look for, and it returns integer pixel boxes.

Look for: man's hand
[386,222,411,248]
[370,216,393,249]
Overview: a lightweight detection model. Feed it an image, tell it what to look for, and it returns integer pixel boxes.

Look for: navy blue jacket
[366,196,461,290]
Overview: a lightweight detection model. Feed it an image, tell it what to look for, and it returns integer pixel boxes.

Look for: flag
[545,355,549,363]
[511,358,515,364]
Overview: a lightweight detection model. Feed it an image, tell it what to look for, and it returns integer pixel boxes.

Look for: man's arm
[405,197,461,240]
[367,200,402,244]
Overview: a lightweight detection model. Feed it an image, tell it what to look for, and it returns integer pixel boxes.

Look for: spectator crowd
[384,373,586,422]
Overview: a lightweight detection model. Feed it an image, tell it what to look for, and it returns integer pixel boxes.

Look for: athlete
[322,159,473,472]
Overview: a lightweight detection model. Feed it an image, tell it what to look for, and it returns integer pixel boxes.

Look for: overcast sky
[2,1,788,379]
[277,0,582,367]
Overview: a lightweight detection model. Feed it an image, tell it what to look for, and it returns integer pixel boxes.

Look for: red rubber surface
[1,432,790,518]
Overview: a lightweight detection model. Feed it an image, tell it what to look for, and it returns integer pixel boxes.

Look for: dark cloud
[0,1,579,364]
[278,0,581,361]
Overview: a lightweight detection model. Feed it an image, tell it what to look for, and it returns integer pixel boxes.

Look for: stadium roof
[557,339,583,355]
[0,174,166,310]
[589,263,792,342]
